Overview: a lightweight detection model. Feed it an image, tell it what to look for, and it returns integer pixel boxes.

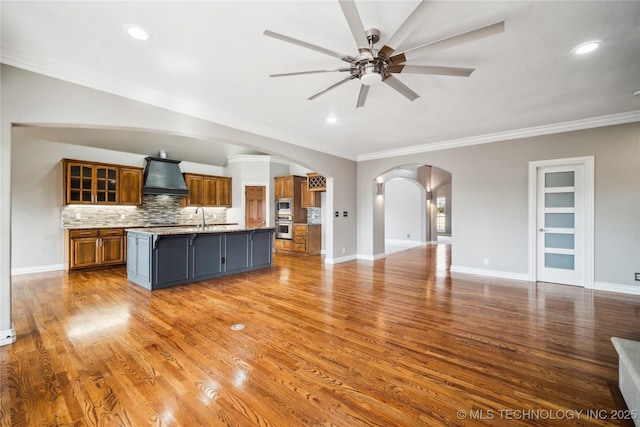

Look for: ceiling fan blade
[338,1,370,52]
[378,1,430,60]
[307,76,356,101]
[383,75,420,101]
[270,68,351,78]
[356,85,370,108]
[390,21,505,64]
[390,65,474,77]
[264,30,356,63]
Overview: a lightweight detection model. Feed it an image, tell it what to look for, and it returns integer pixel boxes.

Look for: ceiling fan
[264,0,504,108]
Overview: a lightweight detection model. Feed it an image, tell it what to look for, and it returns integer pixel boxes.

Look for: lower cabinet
[192,234,224,280]
[127,229,273,290]
[276,224,321,255]
[65,228,126,270]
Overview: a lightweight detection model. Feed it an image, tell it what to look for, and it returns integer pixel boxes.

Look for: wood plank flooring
[2,245,639,426]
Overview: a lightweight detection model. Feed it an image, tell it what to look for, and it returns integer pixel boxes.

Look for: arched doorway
[374,164,452,256]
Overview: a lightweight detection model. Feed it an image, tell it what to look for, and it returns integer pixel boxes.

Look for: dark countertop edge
[126,226,275,236]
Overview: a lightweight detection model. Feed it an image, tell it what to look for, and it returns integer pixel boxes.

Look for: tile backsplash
[306,207,321,224]
[61,195,227,228]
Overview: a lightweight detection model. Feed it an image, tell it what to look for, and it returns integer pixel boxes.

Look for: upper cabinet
[306,173,326,192]
[182,173,232,207]
[275,175,306,199]
[62,159,142,206]
[119,167,143,205]
[301,180,320,208]
[274,176,294,199]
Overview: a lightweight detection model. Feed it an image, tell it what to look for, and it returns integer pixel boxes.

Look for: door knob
[538,228,546,232]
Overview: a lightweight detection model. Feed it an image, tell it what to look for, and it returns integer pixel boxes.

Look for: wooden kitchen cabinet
[274,176,294,199]
[301,180,320,208]
[65,228,126,270]
[184,174,205,206]
[64,160,118,205]
[98,229,126,266]
[119,167,143,205]
[275,238,293,252]
[274,175,308,199]
[182,173,232,207]
[306,173,326,192]
[292,224,321,255]
[216,177,232,207]
[62,159,142,206]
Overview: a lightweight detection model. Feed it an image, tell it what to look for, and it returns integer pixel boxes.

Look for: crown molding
[3,48,637,164]
[357,110,640,162]
[1,47,357,161]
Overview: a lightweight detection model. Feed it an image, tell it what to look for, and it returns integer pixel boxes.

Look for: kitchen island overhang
[126,226,275,290]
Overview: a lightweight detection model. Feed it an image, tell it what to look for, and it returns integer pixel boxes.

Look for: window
[436,196,446,232]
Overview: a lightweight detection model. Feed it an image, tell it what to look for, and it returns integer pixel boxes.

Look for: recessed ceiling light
[326,116,337,124]
[123,24,151,41]
[572,40,602,55]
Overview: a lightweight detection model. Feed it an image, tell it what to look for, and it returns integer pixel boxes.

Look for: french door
[529,157,594,287]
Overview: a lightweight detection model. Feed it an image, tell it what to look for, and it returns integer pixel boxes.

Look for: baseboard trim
[11,264,65,276]
[450,265,530,282]
[594,281,640,296]
[385,239,422,248]
[325,254,358,264]
[0,327,17,346]
[357,253,386,261]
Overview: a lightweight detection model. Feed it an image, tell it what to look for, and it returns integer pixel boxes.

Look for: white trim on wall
[528,156,595,288]
[0,327,17,346]
[358,111,640,161]
[594,282,640,296]
[450,265,530,282]
[326,254,358,264]
[11,264,65,276]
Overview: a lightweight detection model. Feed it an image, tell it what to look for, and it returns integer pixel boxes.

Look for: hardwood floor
[2,245,639,426]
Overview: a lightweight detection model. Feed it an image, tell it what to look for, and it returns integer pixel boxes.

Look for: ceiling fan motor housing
[359,62,384,85]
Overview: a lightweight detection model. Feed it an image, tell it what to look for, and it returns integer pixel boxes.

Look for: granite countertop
[126,225,275,235]
[63,223,239,230]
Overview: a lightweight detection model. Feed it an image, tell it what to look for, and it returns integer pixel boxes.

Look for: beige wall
[0,65,358,338]
[358,122,640,292]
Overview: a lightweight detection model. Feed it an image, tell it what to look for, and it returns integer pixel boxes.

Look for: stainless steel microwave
[276,198,292,214]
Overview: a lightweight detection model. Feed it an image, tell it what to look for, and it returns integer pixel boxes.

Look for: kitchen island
[126,225,274,290]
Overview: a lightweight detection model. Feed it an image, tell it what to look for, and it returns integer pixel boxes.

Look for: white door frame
[528,156,594,288]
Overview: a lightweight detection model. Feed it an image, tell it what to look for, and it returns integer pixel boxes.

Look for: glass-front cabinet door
[95,166,118,203]
[64,160,120,205]
[66,162,95,204]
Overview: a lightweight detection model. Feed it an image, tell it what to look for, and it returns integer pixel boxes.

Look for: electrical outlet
[635,273,640,281]
[120,214,126,220]
[342,248,346,254]
[484,259,489,265]
[343,211,348,217]
[335,211,339,217]
[75,212,82,219]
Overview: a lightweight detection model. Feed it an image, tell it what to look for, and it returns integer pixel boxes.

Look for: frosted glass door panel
[545,171,574,187]
[545,192,575,208]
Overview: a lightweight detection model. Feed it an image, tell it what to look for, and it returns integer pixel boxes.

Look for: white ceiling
[2,1,640,165]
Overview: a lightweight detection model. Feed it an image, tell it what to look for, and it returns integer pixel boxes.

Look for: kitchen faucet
[195,206,206,229]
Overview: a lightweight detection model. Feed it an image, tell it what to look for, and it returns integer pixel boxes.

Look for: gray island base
[126,226,275,290]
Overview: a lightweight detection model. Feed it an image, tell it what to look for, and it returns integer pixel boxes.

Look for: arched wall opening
[373,163,452,256]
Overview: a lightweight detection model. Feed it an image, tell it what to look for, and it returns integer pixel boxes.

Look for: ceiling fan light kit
[264,0,505,108]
